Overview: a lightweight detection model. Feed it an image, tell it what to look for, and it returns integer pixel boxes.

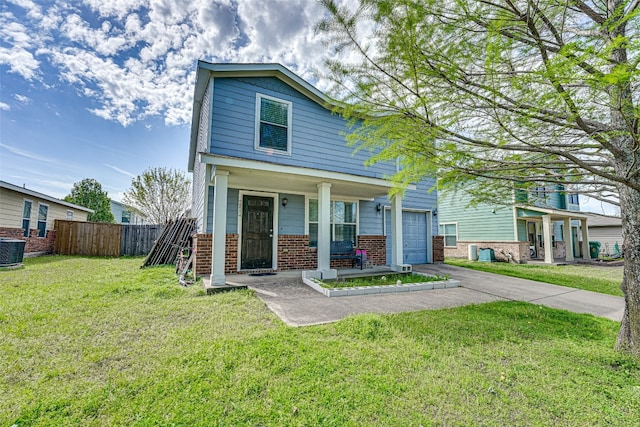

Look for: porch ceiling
[200,153,408,199]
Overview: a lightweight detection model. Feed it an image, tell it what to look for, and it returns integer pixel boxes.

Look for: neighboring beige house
[584,212,623,256]
[0,180,93,256]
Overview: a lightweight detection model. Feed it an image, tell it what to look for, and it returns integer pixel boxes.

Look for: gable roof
[0,180,94,213]
[188,61,340,171]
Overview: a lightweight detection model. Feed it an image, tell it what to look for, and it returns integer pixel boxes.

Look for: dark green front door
[241,196,274,270]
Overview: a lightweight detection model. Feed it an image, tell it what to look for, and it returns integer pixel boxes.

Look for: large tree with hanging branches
[318,0,639,355]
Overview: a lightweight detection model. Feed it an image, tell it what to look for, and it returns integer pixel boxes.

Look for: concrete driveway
[238,264,625,327]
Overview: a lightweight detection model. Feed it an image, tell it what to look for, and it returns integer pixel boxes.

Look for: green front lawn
[1,256,638,426]
[446,258,624,296]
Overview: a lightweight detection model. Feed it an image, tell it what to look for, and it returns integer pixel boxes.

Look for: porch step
[202,278,247,295]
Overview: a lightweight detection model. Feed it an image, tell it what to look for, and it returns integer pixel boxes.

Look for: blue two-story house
[187,62,438,285]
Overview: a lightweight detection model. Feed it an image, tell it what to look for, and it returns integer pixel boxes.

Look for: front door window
[241,196,274,269]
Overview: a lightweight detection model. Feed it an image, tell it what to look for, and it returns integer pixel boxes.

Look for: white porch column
[390,193,404,270]
[563,218,574,262]
[581,219,591,260]
[316,182,336,278]
[542,215,554,264]
[210,170,229,286]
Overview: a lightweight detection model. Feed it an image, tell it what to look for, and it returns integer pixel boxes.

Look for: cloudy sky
[0,0,618,214]
[0,0,333,201]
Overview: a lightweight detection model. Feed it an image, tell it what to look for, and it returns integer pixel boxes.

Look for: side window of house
[568,193,579,205]
[66,210,73,220]
[256,94,291,154]
[37,204,48,237]
[439,223,457,247]
[307,199,357,247]
[122,210,131,223]
[22,200,32,237]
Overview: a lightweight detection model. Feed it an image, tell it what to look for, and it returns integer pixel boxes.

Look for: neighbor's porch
[516,206,590,264]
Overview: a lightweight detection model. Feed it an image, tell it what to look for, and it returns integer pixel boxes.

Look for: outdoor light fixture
[281,197,288,208]
[433,208,438,217]
[376,203,382,213]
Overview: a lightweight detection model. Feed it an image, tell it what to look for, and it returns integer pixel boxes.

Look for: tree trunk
[615,184,640,356]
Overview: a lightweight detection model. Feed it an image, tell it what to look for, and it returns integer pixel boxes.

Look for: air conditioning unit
[0,238,26,267]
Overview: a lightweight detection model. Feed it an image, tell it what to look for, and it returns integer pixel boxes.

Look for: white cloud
[105,163,136,177]
[14,93,30,103]
[0,102,10,110]
[0,143,55,163]
[2,0,335,127]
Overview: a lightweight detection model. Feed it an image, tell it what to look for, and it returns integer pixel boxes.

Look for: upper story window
[255,94,292,155]
[22,200,32,237]
[122,210,131,223]
[66,210,74,220]
[37,203,48,238]
[568,193,579,205]
[533,186,547,201]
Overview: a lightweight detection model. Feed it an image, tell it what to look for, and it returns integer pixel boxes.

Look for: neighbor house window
[121,210,131,223]
[66,210,73,220]
[533,186,547,201]
[255,93,291,154]
[37,204,48,238]
[568,193,579,205]
[22,200,32,237]
[439,223,458,247]
[308,199,357,247]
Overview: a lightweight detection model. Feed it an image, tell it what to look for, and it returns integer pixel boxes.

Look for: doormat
[249,272,277,277]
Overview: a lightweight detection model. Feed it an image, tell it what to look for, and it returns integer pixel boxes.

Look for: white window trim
[440,222,458,248]
[254,93,292,156]
[305,196,359,245]
[66,210,74,220]
[37,202,49,238]
[22,199,33,237]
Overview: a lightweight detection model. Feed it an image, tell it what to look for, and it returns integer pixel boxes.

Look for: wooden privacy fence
[54,220,164,257]
[121,224,164,256]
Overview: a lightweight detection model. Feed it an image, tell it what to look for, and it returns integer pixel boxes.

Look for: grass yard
[446,258,624,297]
[2,256,639,426]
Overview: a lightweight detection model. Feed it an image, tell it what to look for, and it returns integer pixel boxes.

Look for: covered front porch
[516,206,590,264]
[200,154,416,286]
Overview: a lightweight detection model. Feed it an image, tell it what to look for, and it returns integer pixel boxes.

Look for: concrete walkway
[225,264,625,327]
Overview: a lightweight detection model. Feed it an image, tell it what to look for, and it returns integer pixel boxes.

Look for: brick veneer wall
[432,235,444,262]
[357,235,386,265]
[277,235,316,270]
[192,233,389,277]
[192,233,239,276]
[0,227,55,256]
[225,234,238,273]
[192,233,212,277]
[444,241,531,263]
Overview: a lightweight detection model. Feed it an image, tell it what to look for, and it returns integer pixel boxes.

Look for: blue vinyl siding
[278,194,305,235]
[209,77,397,179]
[358,200,384,235]
[206,186,239,234]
